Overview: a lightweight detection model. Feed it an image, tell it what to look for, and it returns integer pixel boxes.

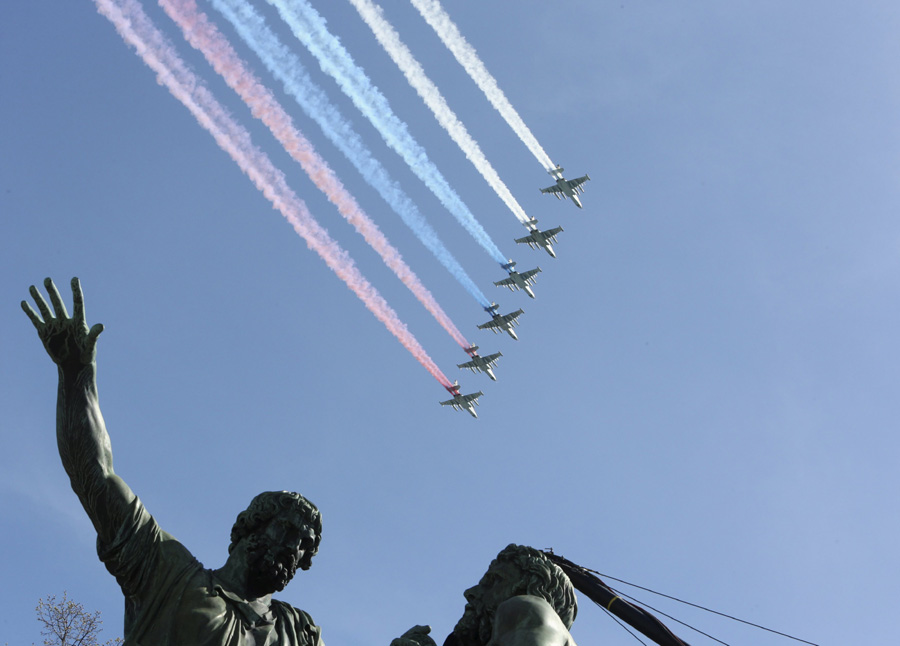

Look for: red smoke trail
[158,0,471,350]
[93,0,453,388]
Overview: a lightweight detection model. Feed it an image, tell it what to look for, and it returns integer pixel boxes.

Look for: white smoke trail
[410,0,555,170]
[93,0,454,387]
[159,0,472,350]
[266,0,509,265]
[209,0,493,308]
[349,0,530,224]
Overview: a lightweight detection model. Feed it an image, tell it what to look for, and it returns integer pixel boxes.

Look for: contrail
[409,0,555,171]
[93,0,453,388]
[265,0,509,265]
[209,0,492,310]
[347,0,530,225]
[158,0,471,350]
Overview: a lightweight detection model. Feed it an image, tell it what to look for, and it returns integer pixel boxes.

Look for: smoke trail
[348,0,530,225]
[265,0,509,265]
[158,0,471,349]
[409,0,555,171]
[93,0,453,388]
[209,0,492,310]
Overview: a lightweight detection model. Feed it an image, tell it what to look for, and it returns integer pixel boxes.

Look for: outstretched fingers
[28,284,52,324]
[24,277,104,366]
[71,277,86,324]
[21,300,43,329]
[45,277,70,320]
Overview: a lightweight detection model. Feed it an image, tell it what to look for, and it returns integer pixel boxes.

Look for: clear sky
[2,1,899,644]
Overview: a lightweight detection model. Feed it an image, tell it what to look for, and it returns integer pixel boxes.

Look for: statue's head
[228,491,322,595]
[452,544,577,646]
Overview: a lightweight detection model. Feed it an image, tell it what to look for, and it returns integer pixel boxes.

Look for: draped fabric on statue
[98,496,323,646]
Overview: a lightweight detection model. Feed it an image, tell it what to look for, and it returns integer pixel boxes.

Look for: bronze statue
[23,277,324,646]
[396,545,578,646]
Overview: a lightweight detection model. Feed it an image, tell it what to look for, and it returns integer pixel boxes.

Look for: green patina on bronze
[23,278,323,646]
[25,278,584,646]
[393,545,578,646]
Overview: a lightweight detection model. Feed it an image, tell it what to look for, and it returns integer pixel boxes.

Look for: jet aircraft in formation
[442,161,592,418]
[540,164,590,209]
[495,260,541,299]
[477,302,524,340]
[439,381,484,418]
[458,345,502,381]
[515,217,563,258]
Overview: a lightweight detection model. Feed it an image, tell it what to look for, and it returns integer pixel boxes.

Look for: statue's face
[453,561,523,646]
[245,515,318,595]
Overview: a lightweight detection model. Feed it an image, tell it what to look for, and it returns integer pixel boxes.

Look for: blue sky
[2,1,899,644]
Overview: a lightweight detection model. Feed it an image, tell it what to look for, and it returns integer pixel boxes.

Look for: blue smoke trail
[264,0,508,266]
[210,0,492,308]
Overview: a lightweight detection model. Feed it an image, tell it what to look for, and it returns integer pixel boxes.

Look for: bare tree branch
[35,592,121,646]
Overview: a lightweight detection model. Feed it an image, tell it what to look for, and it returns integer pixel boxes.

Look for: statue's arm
[55,357,136,541]
[24,278,136,544]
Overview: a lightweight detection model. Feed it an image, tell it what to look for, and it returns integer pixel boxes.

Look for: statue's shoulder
[99,495,200,586]
[491,596,574,646]
[496,595,558,624]
[270,598,316,623]
[270,598,323,646]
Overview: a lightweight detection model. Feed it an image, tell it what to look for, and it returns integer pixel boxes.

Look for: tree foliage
[34,592,120,646]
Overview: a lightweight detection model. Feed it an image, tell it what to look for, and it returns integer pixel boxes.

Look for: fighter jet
[477,302,524,340]
[540,164,591,209]
[494,260,542,299]
[458,345,503,381]
[439,381,483,418]
[515,217,563,258]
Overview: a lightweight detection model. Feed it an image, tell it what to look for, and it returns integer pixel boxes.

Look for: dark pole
[542,552,691,646]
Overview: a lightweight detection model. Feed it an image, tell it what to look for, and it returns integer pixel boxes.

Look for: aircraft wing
[519,268,541,281]
[540,184,563,195]
[515,233,539,245]
[481,352,502,367]
[500,309,524,325]
[457,358,480,370]
[543,226,563,238]
[494,276,517,288]
[477,318,503,331]
[439,398,459,407]
[460,392,483,404]
[568,175,590,189]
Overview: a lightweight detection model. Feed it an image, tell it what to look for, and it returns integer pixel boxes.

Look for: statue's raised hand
[22,277,104,370]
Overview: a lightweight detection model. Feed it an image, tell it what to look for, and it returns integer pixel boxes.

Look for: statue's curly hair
[228,491,322,570]
[494,544,578,628]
